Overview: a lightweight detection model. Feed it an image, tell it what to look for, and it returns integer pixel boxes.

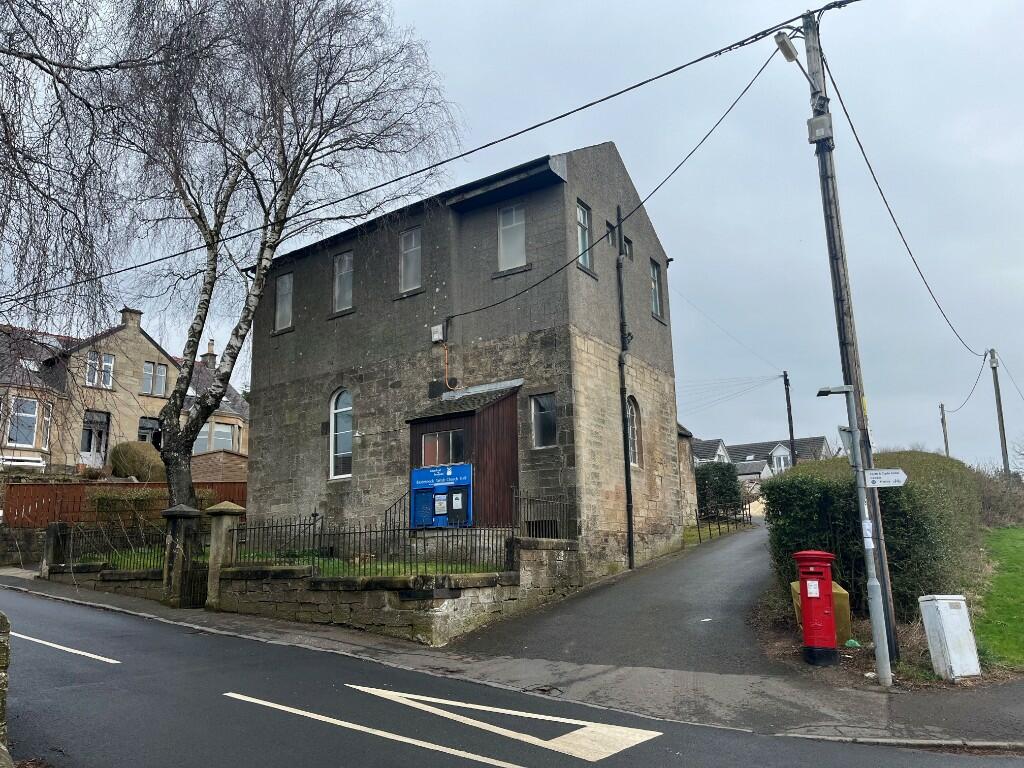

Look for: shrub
[110,441,166,482]
[88,485,215,520]
[695,462,742,513]
[762,451,983,621]
[972,467,1024,527]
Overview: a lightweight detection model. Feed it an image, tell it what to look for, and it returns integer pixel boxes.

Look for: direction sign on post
[865,468,907,488]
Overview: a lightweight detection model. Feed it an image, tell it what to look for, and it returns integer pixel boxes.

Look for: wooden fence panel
[2,482,247,527]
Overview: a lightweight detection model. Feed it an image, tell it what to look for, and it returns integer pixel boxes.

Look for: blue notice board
[410,463,473,528]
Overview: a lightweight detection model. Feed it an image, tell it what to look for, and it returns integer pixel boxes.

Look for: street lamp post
[818,385,892,687]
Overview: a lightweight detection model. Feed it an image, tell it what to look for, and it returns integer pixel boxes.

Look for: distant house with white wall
[725,436,833,476]
[691,438,731,465]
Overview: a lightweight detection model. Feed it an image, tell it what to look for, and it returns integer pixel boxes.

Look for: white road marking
[11,632,121,664]
[223,692,525,768]
[348,684,661,762]
[700,618,713,622]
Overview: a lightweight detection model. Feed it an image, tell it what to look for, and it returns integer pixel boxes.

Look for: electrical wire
[947,355,988,414]
[448,45,780,323]
[670,286,781,372]
[821,55,986,359]
[998,356,1024,406]
[680,376,779,416]
[0,6,832,311]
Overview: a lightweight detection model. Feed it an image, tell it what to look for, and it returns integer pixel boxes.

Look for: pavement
[0,587,1016,767]
[1,521,1022,758]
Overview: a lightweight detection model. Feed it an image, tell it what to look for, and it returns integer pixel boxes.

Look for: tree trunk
[164,445,198,509]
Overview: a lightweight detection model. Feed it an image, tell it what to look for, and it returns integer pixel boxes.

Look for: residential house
[248,142,684,578]
[735,459,772,489]
[1,310,249,473]
[725,436,833,476]
[692,438,731,465]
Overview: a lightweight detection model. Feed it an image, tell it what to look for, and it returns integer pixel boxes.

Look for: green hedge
[762,451,982,620]
[695,462,742,513]
[110,441,166,482]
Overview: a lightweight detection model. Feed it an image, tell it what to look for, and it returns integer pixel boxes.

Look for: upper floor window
[498,205,526,271]
[399,227,421,293]
[607,222,617,251]
[275,273,293,330]
[86,351,115,388]
[623,237,633,260]
[650,259,664,318]
[576,202,592,270]
[422,429,465,467]
[531,393,556,448]
[773,453,791,472]
[142,361,168,396]
[7,396,37,447]
[331,389,353,478]
[333,251,353,312]
[42,402,52,450]
[626,397,643,467]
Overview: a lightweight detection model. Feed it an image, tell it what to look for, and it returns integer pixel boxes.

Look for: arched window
[626,397,643,467]
[330,389,353,478]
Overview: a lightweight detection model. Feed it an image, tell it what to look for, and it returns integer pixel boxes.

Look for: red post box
[793,550,838,666]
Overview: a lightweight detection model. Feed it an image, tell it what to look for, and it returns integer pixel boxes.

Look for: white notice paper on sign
[452,495,462,510]
[806,580,820,598]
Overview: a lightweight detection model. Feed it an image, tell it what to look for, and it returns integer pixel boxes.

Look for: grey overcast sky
[175,0,1021,467]
[382,0,1024,467]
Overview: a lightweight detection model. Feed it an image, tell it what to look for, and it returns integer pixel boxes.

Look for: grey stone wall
[0,526,43,567]
[213,539,581,646]
[678,435,698,525]
[0,610,8,748]
[47,565,164,601]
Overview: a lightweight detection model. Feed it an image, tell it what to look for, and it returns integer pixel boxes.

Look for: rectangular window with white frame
[531,393,557,448]
[576,202,592,270]
[101,353,114,388]
[399,227,421,293]
[498,205,526,271]
[333,251,354,312]
[650,258,664,318]
[42,402,52,450]
[142,361,154,394]
[155,363,167,396]
[275,272,293,330]
[7,396,38,447]
[86,351,99,386]
[192,423,210,455]
[213,423,234,451]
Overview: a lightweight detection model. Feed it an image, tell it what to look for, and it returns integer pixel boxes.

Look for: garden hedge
[110,441,166,482]
[762,451,982,620]
[695,461,742,513]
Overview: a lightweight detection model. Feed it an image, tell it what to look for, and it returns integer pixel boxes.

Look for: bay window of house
[275,273,293,331]
[333,251,353,312]
[576,202,592,270]
[42,403,52,450]
[192,423,210,455]
[6,397,37,447]
[649,258,664,318]
[213,422,234,451]
[531,393,556,448]
[399,227,421,293]
[498,205,526,271]
[330,390,353,478]
[421,429,465,467]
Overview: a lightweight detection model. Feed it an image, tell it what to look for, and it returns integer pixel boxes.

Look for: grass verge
[975,527,1024,669]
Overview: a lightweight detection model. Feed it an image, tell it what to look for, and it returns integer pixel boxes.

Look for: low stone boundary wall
[214,538,582,646]
[0,526,43,567]
[48,564,164,602]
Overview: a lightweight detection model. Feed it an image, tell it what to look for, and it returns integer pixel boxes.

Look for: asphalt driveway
[454,519,782,675]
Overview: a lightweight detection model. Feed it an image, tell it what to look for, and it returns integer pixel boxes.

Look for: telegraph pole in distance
[784,371,798,466]
[939,403,950,457]
[990,349,1011,474]
[782,14,899,660]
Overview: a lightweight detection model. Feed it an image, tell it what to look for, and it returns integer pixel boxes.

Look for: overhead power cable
[947,355,988,414]
[670,286,781,372]
[680,376,779,417]
[998,356,1024,406]
[449,45,781,323]
[821,55,985,359]
[0,5,849,311]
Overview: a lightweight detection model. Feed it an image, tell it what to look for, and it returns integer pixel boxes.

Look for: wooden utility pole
[939,402,950,457]
[990,349,1011,474]
[615,206,635,568]
[800,12,898,659]
[783,371,798,466]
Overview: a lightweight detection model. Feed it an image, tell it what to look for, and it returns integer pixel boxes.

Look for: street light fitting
[817,385,853,398]
[774,31,800,63]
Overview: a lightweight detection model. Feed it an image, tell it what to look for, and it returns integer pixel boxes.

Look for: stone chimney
[201,338,217,368]
[120,307,143,329]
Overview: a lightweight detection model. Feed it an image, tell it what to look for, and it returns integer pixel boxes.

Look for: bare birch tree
[106,0,456,505]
